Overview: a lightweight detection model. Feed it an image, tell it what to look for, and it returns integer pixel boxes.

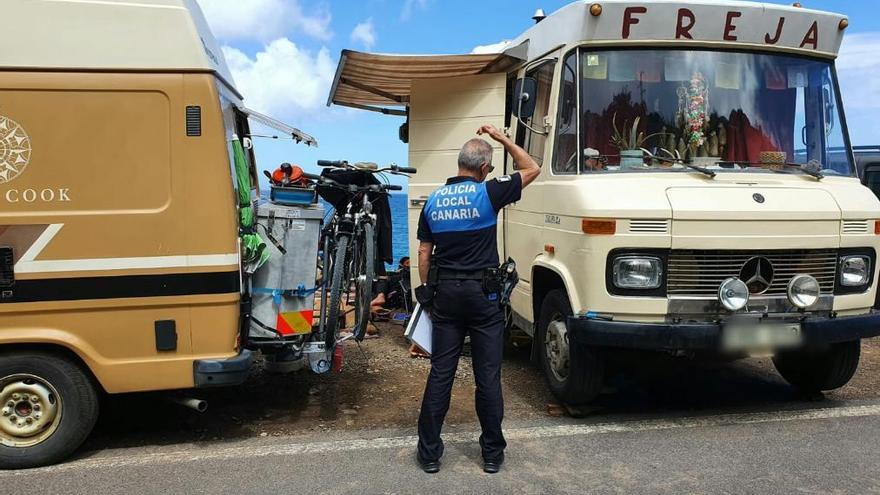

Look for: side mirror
[512,77,539,120]
[399,122,409,144]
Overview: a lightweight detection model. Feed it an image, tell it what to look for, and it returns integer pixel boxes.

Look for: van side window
[865,165,880,200]
[515,62,554,167]
[552,52,578,174]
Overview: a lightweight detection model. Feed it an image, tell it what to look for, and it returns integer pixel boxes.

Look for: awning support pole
[335,101,407,117]
[340,78,408,104]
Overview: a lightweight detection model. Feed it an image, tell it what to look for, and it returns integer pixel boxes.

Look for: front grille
[667,249,838,297]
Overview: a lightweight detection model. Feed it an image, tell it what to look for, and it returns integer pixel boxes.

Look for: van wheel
[773,340,861,392]
[0,352,99,469]
[537,290,604,405]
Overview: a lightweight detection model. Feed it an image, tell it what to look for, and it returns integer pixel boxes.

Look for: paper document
[404,304,432,356]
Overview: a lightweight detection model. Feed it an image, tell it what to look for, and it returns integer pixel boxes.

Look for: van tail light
[582,219,616,235]
[874,220,880,235]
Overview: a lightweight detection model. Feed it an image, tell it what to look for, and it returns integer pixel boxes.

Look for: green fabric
[232,137,269,272]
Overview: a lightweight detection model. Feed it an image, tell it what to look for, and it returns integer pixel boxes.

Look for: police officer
[415,124,541,474]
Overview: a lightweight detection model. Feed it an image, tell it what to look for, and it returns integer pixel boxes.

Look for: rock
[342,408,358,416]
[260,432,268,437]
[547,403,566,417]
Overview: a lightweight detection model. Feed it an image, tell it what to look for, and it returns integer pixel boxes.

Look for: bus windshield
[552,48,854,176]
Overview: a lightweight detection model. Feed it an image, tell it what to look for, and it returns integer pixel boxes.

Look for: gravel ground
[80,322,880,454]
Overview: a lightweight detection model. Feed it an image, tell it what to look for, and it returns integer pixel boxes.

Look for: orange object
[544,244,555,254]
[271,164,306,186]
[582,218,616,235]
[874,220,880,235]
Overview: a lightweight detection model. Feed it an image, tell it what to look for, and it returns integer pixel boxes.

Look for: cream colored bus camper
[329,1,880,404]
[0,0,318,468]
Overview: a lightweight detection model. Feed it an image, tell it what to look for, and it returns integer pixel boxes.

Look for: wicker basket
[759,151,786,170]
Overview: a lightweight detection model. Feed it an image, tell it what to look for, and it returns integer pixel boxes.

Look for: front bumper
[193,349,253,387]
[568,312,880,350]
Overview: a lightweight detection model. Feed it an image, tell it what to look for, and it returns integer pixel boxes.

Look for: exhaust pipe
[167,396,208,413]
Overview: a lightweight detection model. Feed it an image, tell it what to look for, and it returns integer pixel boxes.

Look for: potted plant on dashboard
[611,113,665,169]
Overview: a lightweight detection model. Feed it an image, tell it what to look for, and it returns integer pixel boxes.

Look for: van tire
[0,352,99,469]
[537,289,604,405]
[773,340,861,392]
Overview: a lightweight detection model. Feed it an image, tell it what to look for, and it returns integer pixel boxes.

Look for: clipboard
[404,304,432,356]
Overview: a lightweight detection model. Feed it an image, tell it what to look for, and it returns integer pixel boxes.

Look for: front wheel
[325,235,350,348]
[0,352,99,469]
[773,340,861,392]
[537,289,604,405]
[353,222,375,341]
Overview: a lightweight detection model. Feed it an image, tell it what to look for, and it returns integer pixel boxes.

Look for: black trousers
[417,279,507,462]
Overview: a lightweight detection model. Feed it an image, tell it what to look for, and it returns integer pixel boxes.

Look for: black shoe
[417,454,441,474]
[483,459,503,474]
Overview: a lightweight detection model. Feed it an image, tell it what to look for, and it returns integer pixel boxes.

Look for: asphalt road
[4,400,880,494]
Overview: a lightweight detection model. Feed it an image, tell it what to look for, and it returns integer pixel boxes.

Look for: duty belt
[437,269,486,281]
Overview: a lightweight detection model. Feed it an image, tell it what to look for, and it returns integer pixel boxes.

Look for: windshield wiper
[715,161,824,181]
[641,148,716,178]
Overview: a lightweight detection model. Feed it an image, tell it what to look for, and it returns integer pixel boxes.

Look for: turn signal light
[875,220,880,235]
[544,244,555,254]
[582,219,616,235]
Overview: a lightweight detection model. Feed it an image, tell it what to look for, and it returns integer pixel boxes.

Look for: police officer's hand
[477,124,507,143]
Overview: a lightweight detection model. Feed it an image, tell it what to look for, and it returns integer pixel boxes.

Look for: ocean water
[388,193,410,267]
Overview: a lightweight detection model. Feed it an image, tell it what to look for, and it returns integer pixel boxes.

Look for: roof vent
[532,8,546,24]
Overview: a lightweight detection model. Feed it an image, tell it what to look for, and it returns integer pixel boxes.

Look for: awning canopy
[239,106,318,147]
[327,49,522,116]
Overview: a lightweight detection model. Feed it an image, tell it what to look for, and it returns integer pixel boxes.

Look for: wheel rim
[0,374,63,448]
[355,273,371,334]
[545,316,570,382]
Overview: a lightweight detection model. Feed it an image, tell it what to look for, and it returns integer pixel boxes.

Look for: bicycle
[305,160,416,349]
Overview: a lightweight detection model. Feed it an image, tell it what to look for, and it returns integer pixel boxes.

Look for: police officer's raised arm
[477,124,541,188]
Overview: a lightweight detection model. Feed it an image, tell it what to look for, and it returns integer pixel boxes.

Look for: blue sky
[196,0,880,187]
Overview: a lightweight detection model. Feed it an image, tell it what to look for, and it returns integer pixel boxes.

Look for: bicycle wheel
[353,222,375,341]
[325,234,350,348]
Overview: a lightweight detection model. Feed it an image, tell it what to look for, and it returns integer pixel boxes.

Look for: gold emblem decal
[0,116,32,184]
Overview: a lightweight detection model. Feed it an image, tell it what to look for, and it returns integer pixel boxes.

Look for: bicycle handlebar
[385,184,403,191]
[317,160,347,168]
[317,159,417,175]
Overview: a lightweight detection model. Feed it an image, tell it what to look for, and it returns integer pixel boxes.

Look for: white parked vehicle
[329,1,880,404]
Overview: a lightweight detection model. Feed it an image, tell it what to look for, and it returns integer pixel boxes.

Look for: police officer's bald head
[458,138,493,173]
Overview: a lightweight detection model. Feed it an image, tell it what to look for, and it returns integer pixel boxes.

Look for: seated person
[371,257,412,312]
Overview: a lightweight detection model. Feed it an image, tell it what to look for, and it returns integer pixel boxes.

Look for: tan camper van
[329,1,880,404]
[0,0,318,468]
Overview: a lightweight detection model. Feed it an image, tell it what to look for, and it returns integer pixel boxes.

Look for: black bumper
[193,349,253,387]
[568,312,880,350]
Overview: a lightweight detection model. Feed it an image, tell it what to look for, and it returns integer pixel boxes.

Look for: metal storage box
[249,202,324,343]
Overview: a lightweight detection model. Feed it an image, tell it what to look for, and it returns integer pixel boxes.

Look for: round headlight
[718,277,749,311]
[788,274,820,309]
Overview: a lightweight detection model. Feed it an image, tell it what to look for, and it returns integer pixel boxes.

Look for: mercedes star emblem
[753,193,765,203]
[740,256,775,294]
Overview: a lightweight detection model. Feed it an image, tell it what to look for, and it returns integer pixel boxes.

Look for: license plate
[722,322,802,351]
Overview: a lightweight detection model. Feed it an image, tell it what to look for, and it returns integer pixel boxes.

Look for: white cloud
[836,32,880,144]
[400,0,429,21]
[471,40,511,54]
[196,0,332,42]
[351,18,377,50]
[223,39,336,119]
[838,32,880,109]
